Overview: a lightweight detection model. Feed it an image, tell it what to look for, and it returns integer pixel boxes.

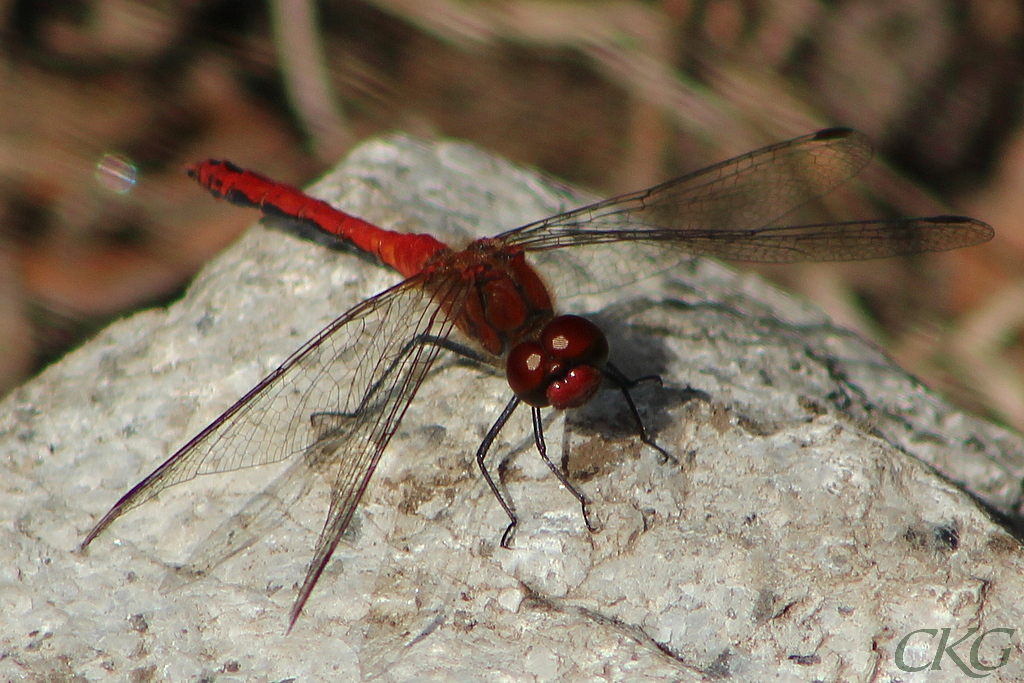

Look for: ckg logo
[895,628,1015,677]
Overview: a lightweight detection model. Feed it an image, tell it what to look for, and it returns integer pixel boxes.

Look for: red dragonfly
[81,128,992,629]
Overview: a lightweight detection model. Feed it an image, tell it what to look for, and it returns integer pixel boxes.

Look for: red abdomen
[187,159,448,278]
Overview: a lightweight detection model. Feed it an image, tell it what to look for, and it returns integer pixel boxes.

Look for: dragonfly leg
[531,406,594,532]
[357,333,494,413]
[416,334,493,366]
[603,362,676,464]
[310,334,499,440]
[476,395,521,548]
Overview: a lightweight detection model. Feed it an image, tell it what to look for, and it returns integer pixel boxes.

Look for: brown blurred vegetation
[1,0,1022,429]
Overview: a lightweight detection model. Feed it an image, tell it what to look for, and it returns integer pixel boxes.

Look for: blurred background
[1,0,1021,429]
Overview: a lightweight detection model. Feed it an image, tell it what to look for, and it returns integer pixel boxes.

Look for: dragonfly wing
[654,216,995,262]
[173,449,320,581]
[83,274,465,549]
[501,129,991,295]
[505,129,872,244]
[286,278,468,627]
[498,129,879,296]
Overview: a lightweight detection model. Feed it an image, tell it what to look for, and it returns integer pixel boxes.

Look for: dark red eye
[505,315,609,409]
[542,315,608,367]
[547,365,604,409]
[506,341,549,407]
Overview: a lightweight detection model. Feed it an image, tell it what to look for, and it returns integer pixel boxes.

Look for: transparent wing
[167,449,320,584]
[498,128,991,295]
[84,272,468,625]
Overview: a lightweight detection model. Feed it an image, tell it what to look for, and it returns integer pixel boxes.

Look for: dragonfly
[81,128,993,630]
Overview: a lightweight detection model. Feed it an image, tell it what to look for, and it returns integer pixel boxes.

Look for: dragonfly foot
[500,520,517,549]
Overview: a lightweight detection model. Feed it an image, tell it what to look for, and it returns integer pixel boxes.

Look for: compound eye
[506,341,550,407]
[547,365,603,410]
[506,316,610,409]
[542,315,609,368]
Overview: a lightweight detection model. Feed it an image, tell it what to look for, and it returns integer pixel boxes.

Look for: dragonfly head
[506,315,609,410]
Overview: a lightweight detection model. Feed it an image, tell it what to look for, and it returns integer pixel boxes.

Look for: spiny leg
[604,362,676,464]
[353,333,493,418]
[476,395,521,548]
[530,406,594,532]
[307,333,497,440]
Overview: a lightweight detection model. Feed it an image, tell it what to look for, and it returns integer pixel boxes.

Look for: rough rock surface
[2,136,1023,681]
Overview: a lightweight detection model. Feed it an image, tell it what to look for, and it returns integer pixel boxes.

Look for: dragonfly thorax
[440,241,555,357]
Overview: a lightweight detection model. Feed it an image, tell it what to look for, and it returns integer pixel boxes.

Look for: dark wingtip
[923,215,975,224]
[923,215,995,245]
[81,507,119,549]
[81,523,102,551]
[814,127,857,141]
[286,599,305,635]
